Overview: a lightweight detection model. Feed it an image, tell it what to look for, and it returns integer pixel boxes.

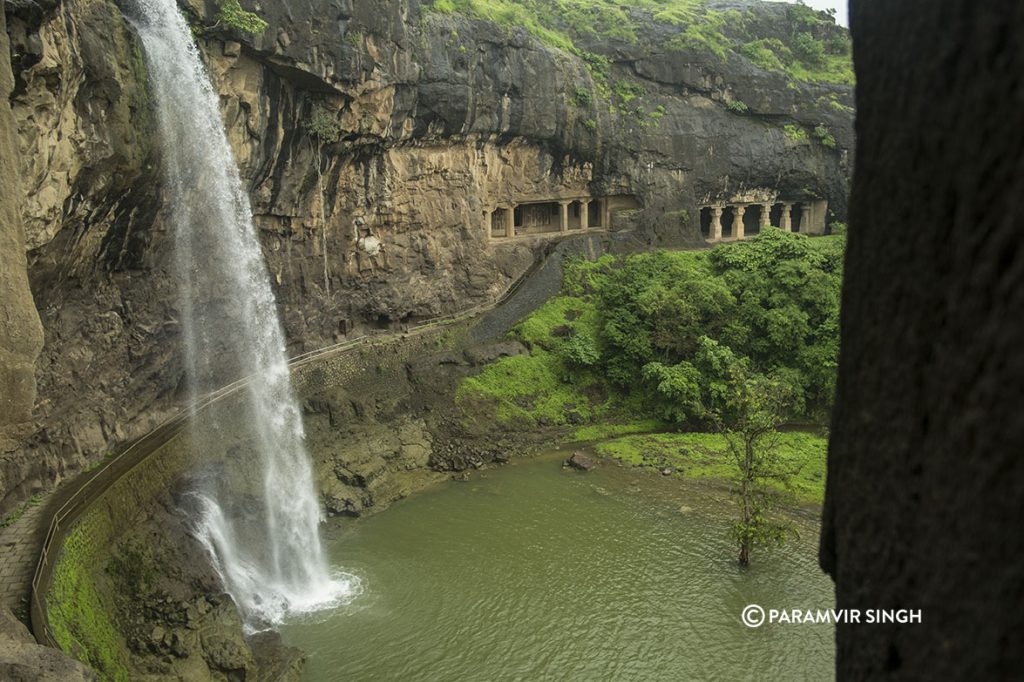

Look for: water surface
[281,452,835,681]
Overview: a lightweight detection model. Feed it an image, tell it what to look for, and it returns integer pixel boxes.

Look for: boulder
[564,451,595,471]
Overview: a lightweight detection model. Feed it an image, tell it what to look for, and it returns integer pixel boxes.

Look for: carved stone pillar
[580,200,589,231]
[799,204,811,233]
[761,202,772,230]
[559,200,570,233]
[780,203,793,232]
[505,205,515,236]
[710,206,723,241]
[733,205,746,240]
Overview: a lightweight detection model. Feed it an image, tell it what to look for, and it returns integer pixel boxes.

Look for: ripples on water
[279,452,835,681]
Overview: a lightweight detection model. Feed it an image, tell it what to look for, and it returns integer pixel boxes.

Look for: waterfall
[131,0,356,627]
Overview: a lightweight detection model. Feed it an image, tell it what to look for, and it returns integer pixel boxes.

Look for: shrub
[726,99,749,114]
[783,123,809,142]
[793,31,825,66]
[813,124,837,148]
[305,104,343,144]
[572,87,593,107]
[215,0,268,35]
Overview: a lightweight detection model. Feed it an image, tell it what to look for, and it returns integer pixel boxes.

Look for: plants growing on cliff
[572,87,593,107]
[613,80,645,104]
[726,99,749,114]
[741,23,853,86]
[305,105,344,144]
[304,104,343,294]
[783,123,809,142]
[814,124,837,149]
[793,31,825,66]
[213,0,268,35]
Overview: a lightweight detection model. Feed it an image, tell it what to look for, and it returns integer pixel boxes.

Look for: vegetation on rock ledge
[424,0,852,85]
[214,0,269,35]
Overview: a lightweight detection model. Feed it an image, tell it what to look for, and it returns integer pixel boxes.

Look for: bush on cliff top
[215,0,268,35]
[424,0,852,84]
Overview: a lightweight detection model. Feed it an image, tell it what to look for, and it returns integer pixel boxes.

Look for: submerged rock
[564,451,595,471]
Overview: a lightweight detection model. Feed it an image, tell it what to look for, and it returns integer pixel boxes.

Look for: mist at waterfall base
[131,0,358,628]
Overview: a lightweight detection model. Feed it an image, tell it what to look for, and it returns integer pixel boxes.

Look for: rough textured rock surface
[99,497,305,681]
[820,1,1024,678]
[0,2,44,466]
[0,609,95,681]
[0,0,852,512]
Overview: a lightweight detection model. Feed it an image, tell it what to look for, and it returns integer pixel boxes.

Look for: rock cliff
[0,3,44,476]
[0,0,853,510]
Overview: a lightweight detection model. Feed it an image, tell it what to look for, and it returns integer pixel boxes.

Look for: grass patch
[741,30,854,86]
[457,350,606,425]
[595,431,828,505]
[423,1,850,86]
[569,419,667,442]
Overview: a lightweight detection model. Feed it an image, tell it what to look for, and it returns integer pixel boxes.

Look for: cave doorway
[490,208,509,238]
[745,206,762,236]
[722,207,736,239]
[570,200,584,230]
[588,199,603,228]
[792,203,805,233]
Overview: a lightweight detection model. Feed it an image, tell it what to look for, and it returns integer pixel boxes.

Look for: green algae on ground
[48,519,131,681]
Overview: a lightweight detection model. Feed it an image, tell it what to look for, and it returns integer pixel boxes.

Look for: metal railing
[28,242,547,648]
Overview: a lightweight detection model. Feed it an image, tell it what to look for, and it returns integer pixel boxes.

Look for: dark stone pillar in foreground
[821,2,1024,678]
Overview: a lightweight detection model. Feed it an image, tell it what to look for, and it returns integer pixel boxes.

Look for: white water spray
[132,0,356,626]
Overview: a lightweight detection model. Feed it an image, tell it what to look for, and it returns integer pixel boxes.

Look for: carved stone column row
[704,201,802,242]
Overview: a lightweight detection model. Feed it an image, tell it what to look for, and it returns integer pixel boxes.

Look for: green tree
[716,368,799,566]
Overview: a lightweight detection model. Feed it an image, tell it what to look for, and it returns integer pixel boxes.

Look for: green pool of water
[280,452,835,681]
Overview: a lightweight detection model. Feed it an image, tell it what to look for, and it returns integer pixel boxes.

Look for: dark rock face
[821,1,1024,678]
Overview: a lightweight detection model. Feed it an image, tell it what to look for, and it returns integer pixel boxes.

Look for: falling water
[131,0,356,626]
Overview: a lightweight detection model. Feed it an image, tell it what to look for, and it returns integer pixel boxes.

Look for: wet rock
[564,451,595,471]
[202,632,253,675]
[661,467,675,476]
[0,610,96,680]
[249,631,305,682]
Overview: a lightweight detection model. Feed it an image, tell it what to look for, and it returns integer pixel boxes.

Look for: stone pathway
[0,498,49,623]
